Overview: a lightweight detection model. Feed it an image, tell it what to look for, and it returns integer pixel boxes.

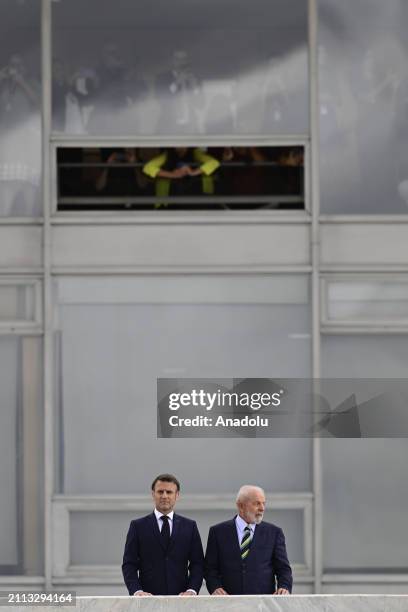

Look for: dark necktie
[240,525,252,560]
[160,514,170,548]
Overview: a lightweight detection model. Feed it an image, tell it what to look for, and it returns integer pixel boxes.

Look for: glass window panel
[0,0,42,217]
[322,335,408,379]
[0,282,37,323]
[319,0,408,213]
[0,336,43,575]
[325,278,408,322]
[322,439,408,570]
[70,507,304,566]
[55,276,312,495]
[52,0,308,136]
[322,336,408,570]
[57,146,305,212]
[0,337,19,567]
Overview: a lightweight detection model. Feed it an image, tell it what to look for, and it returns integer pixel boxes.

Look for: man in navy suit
[122,474,204,596]
[204,485,292,595]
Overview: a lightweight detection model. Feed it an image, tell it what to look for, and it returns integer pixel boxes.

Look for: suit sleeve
[204,526,223,594]
[273,528,293,593]
[186,521,204,593]
[122,521,142,595]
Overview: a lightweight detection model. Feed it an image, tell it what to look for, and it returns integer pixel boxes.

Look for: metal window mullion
[42,0,53,591]
[309,0,322,595]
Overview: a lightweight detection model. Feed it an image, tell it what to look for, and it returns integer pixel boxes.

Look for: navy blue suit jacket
[204,518,292,595]
[122,512,204,595]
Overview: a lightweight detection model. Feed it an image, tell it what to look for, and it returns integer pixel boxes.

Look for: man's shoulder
[209,518,235,532]
[258,521,283,535]
[129,513,154,528]
[174,513,197,527]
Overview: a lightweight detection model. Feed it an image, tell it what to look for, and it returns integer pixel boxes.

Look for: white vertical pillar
[41,0,53,591]
[309,0,322,594]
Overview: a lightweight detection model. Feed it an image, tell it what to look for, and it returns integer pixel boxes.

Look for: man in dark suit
[204,485,292,595]
[122,473,204,596]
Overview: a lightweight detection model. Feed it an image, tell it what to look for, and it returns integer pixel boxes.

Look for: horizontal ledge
[53,493,313,502]
[0,323,42,330]
[53,568,311,584]
[322,574,408,583]
[0,329,43,336]
[59,197,304,205]
[44,594,408,600]
[52,493,313,512]
[320,266,408,274]
[0,269,44,276]
[51,266,313,275]
[0,218,44,225]
[321,327,408,335]
[67,564,310,573]
[73,595,408,599]
[0,576,45,584]
[322,319,408,327]
[4,215,408,225]
[51,136,310,146]
[320,215,408,224]
[51,213,311,225]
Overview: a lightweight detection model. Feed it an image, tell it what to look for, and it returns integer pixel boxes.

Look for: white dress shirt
[154,508,174,534]
[235,514,256,545]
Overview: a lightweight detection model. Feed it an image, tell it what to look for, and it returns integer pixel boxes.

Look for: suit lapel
[228,517,242,559]
[251,520,264,548]
[149,512,167,551]
[246,521,266,565]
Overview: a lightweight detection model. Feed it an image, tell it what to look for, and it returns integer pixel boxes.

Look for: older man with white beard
[204,485,292,596]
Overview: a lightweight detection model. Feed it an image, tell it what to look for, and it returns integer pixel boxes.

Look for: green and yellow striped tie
[240,525,252,560]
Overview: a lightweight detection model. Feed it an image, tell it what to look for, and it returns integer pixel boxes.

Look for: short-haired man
[204,485,292,595]
[122,474,204,596]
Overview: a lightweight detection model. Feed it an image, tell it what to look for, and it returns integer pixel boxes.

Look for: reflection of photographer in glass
[156,50,203,134]
[0,54,39,108]
[0,54,41,216]
[67,66,98,133]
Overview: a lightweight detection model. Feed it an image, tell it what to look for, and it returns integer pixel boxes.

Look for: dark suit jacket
[204,517,292,595]
[122,512,204,595]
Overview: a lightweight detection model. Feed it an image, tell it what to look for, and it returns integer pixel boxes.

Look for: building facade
[1,0,408,595]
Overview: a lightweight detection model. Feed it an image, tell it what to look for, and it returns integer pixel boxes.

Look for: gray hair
[236,485,265,504]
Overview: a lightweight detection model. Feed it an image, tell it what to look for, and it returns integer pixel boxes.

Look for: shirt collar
[236,514,256,532]
[154,508,174,522]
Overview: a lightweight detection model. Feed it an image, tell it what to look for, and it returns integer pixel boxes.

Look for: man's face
[237,489,266,525]
[152,480,179,515]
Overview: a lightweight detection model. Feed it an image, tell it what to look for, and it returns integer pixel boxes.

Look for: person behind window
[220,147,267,206]
[95,148,149,204]
[143,147,220,205]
